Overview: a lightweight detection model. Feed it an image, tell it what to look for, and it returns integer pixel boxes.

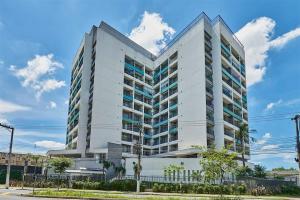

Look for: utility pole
[292,114,300,186]
[136,121,143,193]
[0,123,15,189]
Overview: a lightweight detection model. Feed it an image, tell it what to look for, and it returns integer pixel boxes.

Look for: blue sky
[0,0,300,169]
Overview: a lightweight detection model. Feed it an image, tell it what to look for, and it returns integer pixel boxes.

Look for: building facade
[50,13,249,162]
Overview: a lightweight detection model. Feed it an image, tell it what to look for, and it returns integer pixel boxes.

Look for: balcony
[206,113,214,123]
[161,81,177,94]
[169,103,177,111]
[169,126,178,134]
[153,119,168,128]
[223,106,242,121]
[123,94,133,101]
[223,86,232,99]
[125,62,144,76]
[206,84,213,96]
[222,67,241,86]
[169,133,178,142]
[169,110,178,118]
[154,66,168,78]
[207,126,214,138]
[224,130,234,138]
[221,43,230,54]
[231,59,241,72]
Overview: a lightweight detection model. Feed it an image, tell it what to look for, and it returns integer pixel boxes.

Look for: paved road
[0,188,67,200]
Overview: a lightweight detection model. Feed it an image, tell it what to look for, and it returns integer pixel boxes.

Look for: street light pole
[292,114,300,186]
[0,123,15,189]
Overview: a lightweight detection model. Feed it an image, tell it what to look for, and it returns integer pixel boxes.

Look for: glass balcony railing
[224,130,235,138]
[169,103,178,110]
[223,107,242,121]
[223,87,232,99]
[221,43,231,54]
[169,126,178,134]
[154,66,168,78]
[125,62,144,75]
[123,94,133,101]
[222,68,241,86]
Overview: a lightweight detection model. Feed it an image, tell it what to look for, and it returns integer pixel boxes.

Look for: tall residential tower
[51,13,249,162]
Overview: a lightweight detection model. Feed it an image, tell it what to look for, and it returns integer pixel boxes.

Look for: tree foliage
[195,146,238,183]
[164,164,184,177]
[50,157,72,174]
[253,165,266,178]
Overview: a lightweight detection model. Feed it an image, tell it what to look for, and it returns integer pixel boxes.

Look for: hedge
[72,180,145,192]
[152,183,247,195]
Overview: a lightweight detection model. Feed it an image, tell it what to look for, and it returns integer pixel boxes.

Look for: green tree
[114,165,126,179]
[164,164,185,179]
[253,165,266,178]
[272,167,296,171]
[102,160,114,181]
[236,166,254,177]
[50,157,72,190]
[195,146,238,184]
[235,123,249,168]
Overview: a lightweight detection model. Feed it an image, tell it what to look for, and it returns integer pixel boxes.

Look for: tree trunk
[242,138,246,168]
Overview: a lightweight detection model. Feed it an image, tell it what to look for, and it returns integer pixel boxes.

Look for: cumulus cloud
[0,99,31,113]
[48,101,57,109]
[10,54,65,99]
[265,99,282,111]
[236,17,300,86]
[34,140,65,150]
[129,11,175,55]
[256,133,271,145]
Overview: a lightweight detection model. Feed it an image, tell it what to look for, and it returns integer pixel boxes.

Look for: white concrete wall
[155,19,207,150]
[125,157,200,177]
[89,27,153,151]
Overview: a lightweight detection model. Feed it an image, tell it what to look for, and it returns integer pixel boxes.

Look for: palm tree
[102,160,114,181]
[235,123,248,168]
[114,165,126,179]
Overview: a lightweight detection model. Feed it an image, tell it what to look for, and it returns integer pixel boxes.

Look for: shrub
[72,179,144,192]
[280,185,300,195]
[150,183,246,195]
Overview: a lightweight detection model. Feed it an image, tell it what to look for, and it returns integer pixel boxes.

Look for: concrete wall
[125,157,200,177]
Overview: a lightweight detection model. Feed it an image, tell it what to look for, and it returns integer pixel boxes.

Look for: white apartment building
[49,13,249,165]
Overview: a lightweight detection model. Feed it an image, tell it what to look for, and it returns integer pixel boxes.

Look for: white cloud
[265,99,282,111]
[34,140,65,150]
[64,100,69,105]
[129,11,175,55]
[35,79,66,99]
[264,98,300,112]
[0,99,31,114]
[270,27,300,48]
[256,132,271,145]
[236,17,300,86]
[261,144,279,151]
[0,115,9,124]
[48,101,57,109]
[14,130,64,139]
[10,54,65,99]
[0,60,4,65]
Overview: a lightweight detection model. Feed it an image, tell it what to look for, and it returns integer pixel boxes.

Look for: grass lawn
[31,189,300,200]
